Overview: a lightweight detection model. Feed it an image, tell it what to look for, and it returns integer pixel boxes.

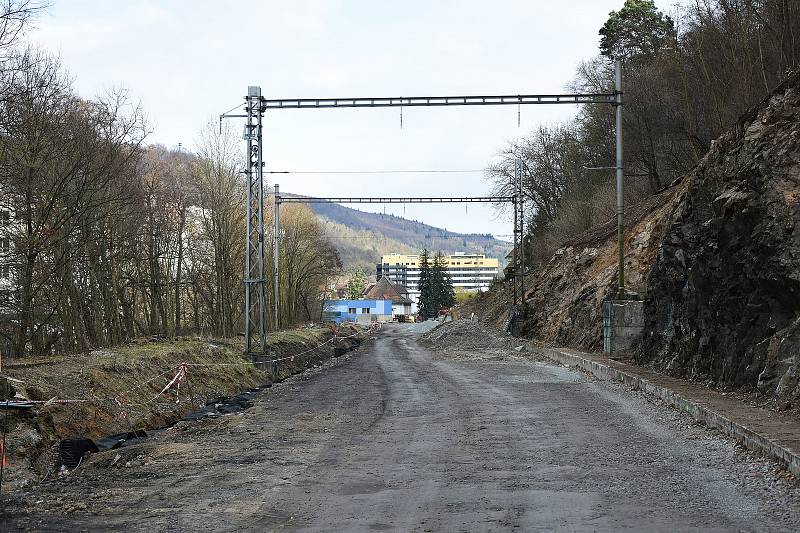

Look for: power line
[266,169,486,175]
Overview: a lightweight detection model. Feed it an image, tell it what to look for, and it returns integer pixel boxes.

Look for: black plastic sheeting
[182,389,259,421]
[95,430,149,452]
[58,387,262,468]
[60,438,99,469]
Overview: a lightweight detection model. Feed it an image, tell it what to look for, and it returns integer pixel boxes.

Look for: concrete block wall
[603,300,644,355]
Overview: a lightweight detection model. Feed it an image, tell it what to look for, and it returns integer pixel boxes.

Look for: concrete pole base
[603,299,644,357]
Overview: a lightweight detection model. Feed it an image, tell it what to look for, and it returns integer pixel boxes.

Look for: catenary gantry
[221,68,624,369]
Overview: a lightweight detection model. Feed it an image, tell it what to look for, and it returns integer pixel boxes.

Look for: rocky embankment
[643,71,800,396]
[469,68,800,399]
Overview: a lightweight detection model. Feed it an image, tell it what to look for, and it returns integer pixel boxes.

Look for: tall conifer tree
[417,249,433,318]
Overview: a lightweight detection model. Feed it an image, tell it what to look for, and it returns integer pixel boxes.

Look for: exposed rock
[472,67,800,398]
[642,69,800,393]
[514,184,678,351]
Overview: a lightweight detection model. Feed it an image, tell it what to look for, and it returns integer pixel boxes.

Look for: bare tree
[0,50,144,354]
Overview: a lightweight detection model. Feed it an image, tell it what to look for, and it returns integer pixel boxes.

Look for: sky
[30,0,680,240]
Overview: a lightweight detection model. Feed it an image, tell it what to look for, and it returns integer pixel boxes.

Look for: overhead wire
[266,169,486,175]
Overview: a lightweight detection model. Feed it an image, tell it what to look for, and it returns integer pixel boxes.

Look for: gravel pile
[397,319,441,335]
[417,319,519,352]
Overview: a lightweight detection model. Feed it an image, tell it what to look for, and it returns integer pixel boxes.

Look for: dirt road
[7,323,800,532]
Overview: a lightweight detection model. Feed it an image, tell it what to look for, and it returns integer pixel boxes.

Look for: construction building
[376,252,500,311]
[322,299,392,325]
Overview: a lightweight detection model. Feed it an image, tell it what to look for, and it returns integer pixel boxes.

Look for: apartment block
[376,252,500,311]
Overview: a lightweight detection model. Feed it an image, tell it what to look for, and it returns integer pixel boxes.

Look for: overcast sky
[32,0,679,239]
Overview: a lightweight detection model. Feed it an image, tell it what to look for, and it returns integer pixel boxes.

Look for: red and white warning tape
[157,362,189,404]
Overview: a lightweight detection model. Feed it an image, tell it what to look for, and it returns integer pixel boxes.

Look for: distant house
[324,280,349,300]
[323,299,392,325]
[362,276,413,318]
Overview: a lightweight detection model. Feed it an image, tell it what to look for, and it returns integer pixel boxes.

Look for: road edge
[534,345,800,477]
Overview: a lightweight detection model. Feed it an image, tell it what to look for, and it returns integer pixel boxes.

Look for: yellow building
[376,252,500,311]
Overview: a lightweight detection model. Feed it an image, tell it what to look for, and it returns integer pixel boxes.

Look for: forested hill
[286,195,510,271]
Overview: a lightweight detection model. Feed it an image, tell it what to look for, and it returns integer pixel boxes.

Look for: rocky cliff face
[484,68,800,398]
[642,71,800,396]
[515,185,681,350]
[456,190,661,346]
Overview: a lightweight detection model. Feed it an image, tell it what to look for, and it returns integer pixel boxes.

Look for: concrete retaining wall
[602,300,644,355]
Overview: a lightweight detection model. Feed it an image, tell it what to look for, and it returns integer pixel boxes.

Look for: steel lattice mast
[243,87,267,363]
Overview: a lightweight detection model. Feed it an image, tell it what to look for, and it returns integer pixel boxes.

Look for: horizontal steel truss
[261,93,615,109]
[223,93,616,118]
[278,196,513,204]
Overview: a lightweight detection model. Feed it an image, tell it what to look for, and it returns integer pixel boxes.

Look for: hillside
[286,195,511,271]
[467,67,800,399]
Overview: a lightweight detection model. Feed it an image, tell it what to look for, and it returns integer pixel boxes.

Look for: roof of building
[380,252,499,268]
[362,276,414,305]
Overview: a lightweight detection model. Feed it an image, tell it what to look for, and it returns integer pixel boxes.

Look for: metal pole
[512,162,519,306]
[615,59,625,297]
[244,93,254,356]
[244,86,267,364]
[518,159,525,305]
[256,95,267,356]
[273,184,280,330]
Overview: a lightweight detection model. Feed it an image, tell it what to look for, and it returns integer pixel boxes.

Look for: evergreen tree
[417,249,433,318]
[599,0,675,62]
[432,251,456,311]
[419,250,456,318]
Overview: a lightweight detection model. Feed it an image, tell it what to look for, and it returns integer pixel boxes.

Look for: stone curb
[536,345,800,477]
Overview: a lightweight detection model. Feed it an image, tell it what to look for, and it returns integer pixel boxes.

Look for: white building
[375,252,500,311]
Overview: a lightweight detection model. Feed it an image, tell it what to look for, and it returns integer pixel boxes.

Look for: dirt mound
[418,320,518,352]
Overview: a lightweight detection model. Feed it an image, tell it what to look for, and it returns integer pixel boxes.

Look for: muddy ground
[0,326,363,493]
[4,322,800,531]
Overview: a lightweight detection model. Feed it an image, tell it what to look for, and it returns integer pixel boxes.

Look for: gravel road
[7,323,800,532]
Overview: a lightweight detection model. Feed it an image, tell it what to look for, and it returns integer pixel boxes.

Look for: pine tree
[599,0,675,62]
[417,249,433,318]
[432,251,455,311]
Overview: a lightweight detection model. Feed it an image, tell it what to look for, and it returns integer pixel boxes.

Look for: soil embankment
[466,67,800,399]
[0,326,365,491]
